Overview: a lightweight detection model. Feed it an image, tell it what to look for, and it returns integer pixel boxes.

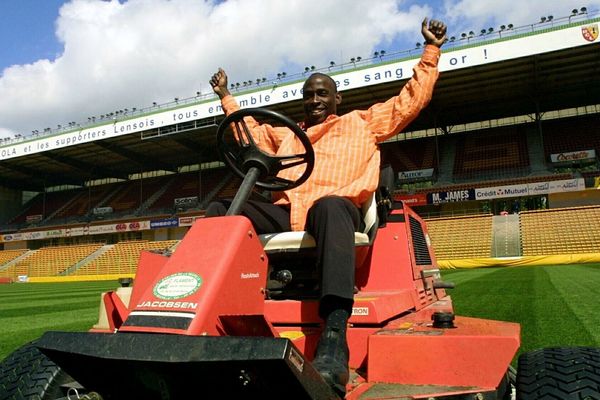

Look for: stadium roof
[1,21,599,192]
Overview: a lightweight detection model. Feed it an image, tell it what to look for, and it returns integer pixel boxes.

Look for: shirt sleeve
[359,45,441,143]
[221,95,288,153]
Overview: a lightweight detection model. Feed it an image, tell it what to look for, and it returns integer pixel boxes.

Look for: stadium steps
[199,171,234,208]
[525,125,548,174]
[436,136,456,184]
[491,214,521,257]
[62,245,114,275]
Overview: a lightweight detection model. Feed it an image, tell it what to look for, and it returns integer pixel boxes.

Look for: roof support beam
[0,163,84,188]
[93,141,177,172]
[40,152,129,180]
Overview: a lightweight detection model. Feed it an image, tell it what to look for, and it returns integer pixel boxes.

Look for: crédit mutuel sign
[0,20,598,161]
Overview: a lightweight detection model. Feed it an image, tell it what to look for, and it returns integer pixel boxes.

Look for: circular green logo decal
[153,272,202,300]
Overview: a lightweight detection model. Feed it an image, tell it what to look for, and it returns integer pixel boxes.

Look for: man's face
[302,74,341,128]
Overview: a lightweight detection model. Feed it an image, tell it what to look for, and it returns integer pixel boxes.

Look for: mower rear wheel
[516,347,600,399]
[0,341,73,400]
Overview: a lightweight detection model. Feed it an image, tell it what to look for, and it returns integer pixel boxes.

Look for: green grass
[0,281,118,360]
[442,263,600,360]
[2,264,600,363]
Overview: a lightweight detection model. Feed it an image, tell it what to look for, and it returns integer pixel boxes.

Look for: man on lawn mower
[208,17,447,397]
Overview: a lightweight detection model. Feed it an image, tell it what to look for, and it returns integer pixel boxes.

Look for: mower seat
[259,192,378,253]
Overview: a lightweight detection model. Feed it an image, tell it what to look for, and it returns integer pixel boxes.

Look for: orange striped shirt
[221,45,440,231]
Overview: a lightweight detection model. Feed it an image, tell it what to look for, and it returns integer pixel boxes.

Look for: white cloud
[0,0,430,138]
[442,0,600,35]
[0,0,598,138]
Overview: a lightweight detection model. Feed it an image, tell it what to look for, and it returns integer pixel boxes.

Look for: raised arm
[362,18,447,142]
[210,68,286,152]
[210,68,231,100]
[422,17,447,48]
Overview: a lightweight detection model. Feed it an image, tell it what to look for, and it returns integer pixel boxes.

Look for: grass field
[442,263,600,358]
[1,264,600,362]
[0,280,117,360]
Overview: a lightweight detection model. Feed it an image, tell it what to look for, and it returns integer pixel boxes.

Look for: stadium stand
[380,138,436,172]
[106,176,167,214]
[147,168,231,213]
[543,115,600,156]
[8,190,81,226]
[424,214,494,259]
[0,243,104,279]
[51,184,120,222]
[213,175,243,200]
[73,239,179,276]
[0,14,598,269]
[0,249,29,266]
[520,205,600,256]
[453,126,529,181]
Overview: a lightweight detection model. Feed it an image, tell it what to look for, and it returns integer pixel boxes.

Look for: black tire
[516,347,600,400]
[0,341,72,400]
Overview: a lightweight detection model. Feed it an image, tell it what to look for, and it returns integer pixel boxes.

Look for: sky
[0,0,598,139]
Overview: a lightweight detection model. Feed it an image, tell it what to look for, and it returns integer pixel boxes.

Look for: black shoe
[312,327,349,397]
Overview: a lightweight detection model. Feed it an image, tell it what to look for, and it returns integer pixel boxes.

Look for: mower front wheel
[0,341,73,400]
[516,347,600,399]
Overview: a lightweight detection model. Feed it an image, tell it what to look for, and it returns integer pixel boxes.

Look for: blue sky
[0,0,444,72]
[0,0,598,138]
[0,0,65,69]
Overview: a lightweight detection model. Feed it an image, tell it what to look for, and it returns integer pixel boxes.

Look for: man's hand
[210,68,231,99]
[422,18,447,48]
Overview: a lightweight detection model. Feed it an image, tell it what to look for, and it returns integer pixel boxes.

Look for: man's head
[302,73,342,128]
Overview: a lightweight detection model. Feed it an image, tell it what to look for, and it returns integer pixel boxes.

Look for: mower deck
[36,331,340,399]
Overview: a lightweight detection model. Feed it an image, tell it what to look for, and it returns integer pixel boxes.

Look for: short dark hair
[304,73,337,92]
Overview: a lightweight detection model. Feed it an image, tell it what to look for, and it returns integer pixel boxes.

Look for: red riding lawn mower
[2,109,600,400]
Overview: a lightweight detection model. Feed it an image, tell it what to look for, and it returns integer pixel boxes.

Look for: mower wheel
[0,341,72,400]
[516,347,600,399]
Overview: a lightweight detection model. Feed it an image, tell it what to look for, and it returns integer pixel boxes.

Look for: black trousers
[206,196,361,308]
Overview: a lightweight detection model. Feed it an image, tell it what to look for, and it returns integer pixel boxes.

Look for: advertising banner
[64,227,89,237]
[475,184,529,200]
[528,178,586,194]
[0,220,153,243]
[394,193,428,206]
[475,178,586,200]
[398,168,434,182]
[151,218,179,229]
[0,21,596,161]
[25,214,43,223]
[88,221,150,235]
[178,216,202,227]
[550,149,596,163]
[427,189,476,204]
[174,196,198,208]
[93,206,113,215]
[1,233,23,242]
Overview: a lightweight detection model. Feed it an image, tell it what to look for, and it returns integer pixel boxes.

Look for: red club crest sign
[582,24,599,42]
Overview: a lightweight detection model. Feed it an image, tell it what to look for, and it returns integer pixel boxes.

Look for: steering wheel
[216,108,314,191]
